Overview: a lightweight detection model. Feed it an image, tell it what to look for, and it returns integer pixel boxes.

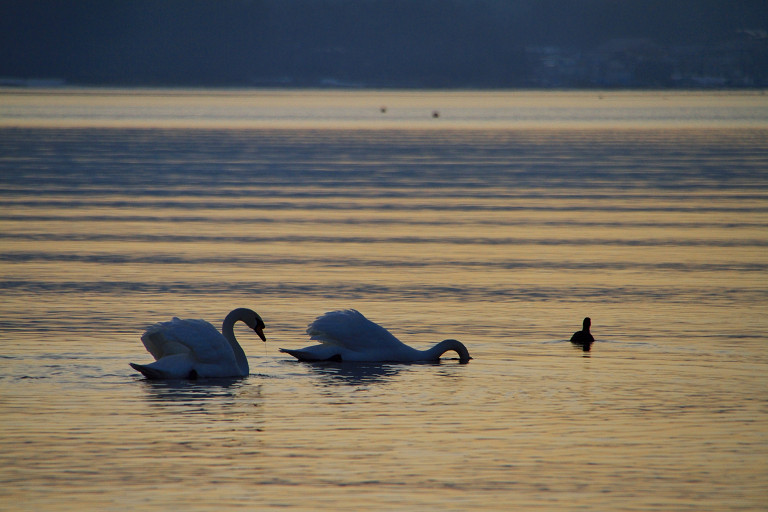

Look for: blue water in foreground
[1,90,767,511]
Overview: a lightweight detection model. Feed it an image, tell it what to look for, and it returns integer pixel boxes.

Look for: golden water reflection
[1,104,767,510]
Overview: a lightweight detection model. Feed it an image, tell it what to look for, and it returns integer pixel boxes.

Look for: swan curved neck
[428,339,471,363]
[222,308,250,375]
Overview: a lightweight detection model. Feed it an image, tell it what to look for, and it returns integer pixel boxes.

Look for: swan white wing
[306,309,406,352]
[141,317,236,364]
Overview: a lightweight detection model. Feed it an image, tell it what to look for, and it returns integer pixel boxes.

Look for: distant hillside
[2,0,766,88]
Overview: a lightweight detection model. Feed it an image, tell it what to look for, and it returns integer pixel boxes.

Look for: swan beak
[254,325,266,342]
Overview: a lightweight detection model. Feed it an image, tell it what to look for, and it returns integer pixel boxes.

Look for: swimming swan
[280,309,471,363]
[130,308,266,379]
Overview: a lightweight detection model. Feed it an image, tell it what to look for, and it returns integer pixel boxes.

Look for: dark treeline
[2,0,767,88]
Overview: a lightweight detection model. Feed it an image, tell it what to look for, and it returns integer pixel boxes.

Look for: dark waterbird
[570,317,595,351]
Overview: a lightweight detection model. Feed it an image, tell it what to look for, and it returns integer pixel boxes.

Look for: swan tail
[279,347,343,362]
[130,362,166,379]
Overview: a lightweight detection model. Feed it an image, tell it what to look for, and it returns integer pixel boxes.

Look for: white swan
[280,309,471,363]
[130,308,266,379]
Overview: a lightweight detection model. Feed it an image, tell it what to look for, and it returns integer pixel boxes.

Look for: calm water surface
[1,90,767,511]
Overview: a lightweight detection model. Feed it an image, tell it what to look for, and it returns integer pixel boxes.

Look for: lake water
[1,89,767,511]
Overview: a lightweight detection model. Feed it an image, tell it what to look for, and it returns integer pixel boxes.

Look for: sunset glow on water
[1,90,767,511]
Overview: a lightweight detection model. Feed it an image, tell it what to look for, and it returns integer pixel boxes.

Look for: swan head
[436,339,472,364]
[240,308,267,341]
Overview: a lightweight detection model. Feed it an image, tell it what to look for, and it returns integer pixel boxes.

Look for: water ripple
[1,232,766,247]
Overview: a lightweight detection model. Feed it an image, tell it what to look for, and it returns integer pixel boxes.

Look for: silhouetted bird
[570,317,595,351]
